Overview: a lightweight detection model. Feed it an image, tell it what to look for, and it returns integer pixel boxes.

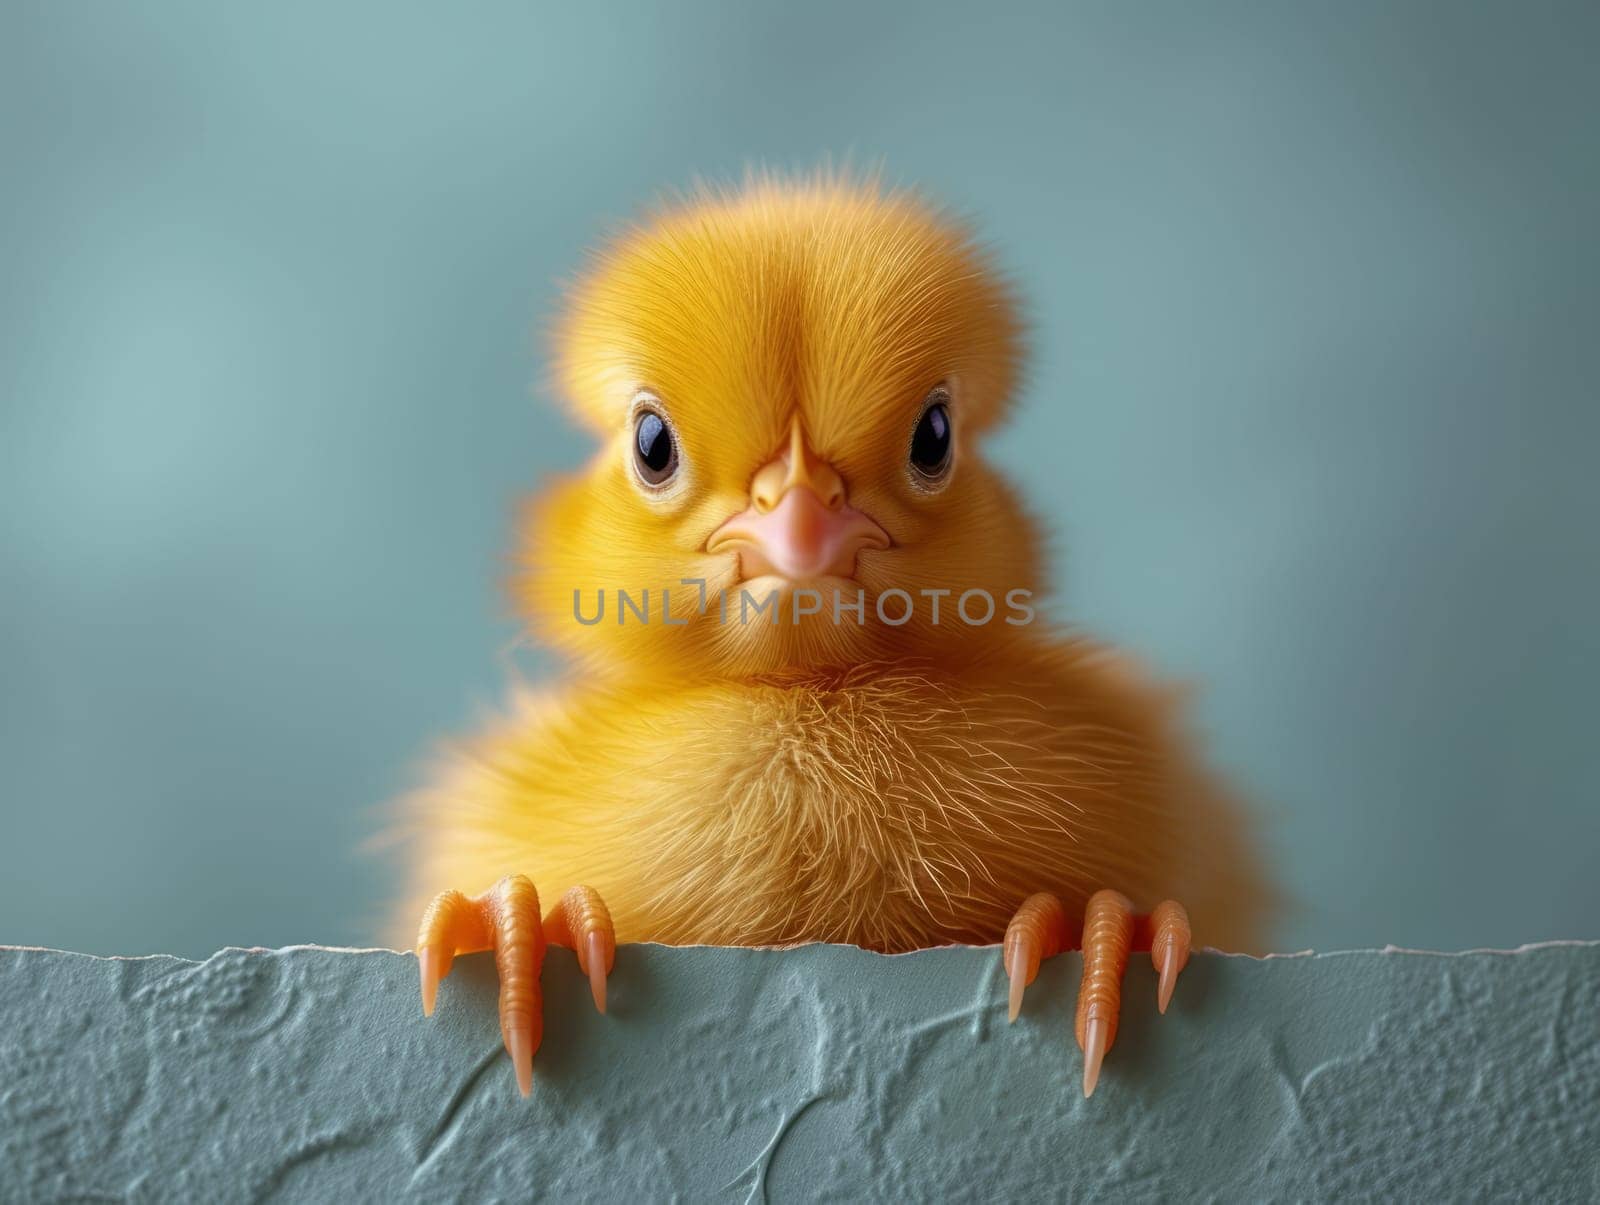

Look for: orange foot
[415,875,616,1097]
[1002,889,1191,1098]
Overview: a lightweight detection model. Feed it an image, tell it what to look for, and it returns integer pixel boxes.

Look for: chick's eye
[633,408,678,486]
[910,400,952,479]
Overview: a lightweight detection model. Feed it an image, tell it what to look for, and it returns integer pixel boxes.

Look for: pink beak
[706,420,889,581]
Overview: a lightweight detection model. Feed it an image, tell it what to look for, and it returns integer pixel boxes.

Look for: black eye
[909,398,952,480]
[633,407,679,486]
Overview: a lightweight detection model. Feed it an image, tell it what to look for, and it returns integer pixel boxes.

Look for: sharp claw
[1005,943,1028,1023]
[1150,899,1191,1016]
[418,947,440,1017]
[1082,1016,1109,1098]
[1157,945,1179,1014]
[585,930,608,1014]
[508,1025,533,1098]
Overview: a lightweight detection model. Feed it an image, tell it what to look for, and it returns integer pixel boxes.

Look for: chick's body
[410,647,1267,954]
[402,177,1274,1095]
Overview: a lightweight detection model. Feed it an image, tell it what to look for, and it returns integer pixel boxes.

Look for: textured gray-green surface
[1,943,1596,1201]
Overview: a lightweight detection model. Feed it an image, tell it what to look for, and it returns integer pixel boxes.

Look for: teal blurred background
[3,2,1596,957]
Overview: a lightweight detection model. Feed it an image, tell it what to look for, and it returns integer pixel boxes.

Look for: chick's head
[521,176,1040,681]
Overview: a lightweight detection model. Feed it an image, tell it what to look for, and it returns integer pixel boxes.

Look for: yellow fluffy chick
[400,174,1274,1100]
